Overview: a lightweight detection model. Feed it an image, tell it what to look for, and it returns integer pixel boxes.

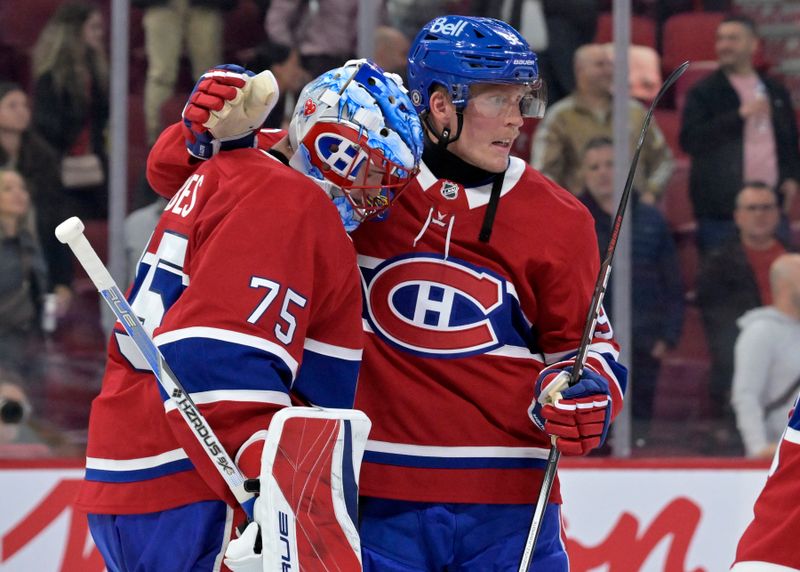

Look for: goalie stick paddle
[55,217,256,516]
[518,61,689,572]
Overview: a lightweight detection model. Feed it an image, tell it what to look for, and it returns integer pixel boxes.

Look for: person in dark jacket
[696,182,787,435]
[679,14,800,253]
[31,1,110,221]
[579,137,684,441]
[0,169,49,380]
[0,83,72,317]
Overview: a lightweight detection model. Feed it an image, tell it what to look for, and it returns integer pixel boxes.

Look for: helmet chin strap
[423,111,464,150]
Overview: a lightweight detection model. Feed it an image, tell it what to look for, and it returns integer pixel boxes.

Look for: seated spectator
[679,15,800,253]
[731,253,800,459]
[531,43,673,203]
[248,41,309,129]
[0,169,49,379]
[31,1,109,221]
[0,373,33,445]
[629,45,662,103]
[0,82,72,316]
[578,137,684,443]
[697,182,788,441]
[374,25,411,82]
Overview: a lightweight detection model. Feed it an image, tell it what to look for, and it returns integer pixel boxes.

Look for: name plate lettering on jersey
[165,174,203,217]
[365,255,508,357]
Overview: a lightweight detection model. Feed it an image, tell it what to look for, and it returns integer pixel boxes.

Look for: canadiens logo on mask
[314,132,367,181]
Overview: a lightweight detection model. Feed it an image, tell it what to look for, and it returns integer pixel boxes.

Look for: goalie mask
[288,60,424,226]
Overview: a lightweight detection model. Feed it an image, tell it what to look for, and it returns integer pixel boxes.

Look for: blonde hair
[31,1,108,106]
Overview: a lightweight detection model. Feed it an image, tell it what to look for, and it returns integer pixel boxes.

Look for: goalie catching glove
[182,64,279,160]
[528,361,613,456]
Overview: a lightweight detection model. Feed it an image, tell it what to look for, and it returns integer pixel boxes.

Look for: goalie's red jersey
[145,124,627,507]
[76,142,363,515]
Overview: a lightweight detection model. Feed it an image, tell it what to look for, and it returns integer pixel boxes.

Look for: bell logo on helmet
[303,98,317,116]
[429,17,468,37]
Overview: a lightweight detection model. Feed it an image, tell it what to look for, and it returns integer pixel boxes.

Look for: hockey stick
[55,216,256,516]
[518,61,689,572]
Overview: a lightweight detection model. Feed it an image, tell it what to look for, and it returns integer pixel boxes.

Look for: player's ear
[428,89,455,131]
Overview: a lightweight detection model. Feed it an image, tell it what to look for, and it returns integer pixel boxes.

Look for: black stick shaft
[518,61,689,572]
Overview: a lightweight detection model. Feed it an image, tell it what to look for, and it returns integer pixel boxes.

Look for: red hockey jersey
[733,399,800,571]
[146,124,627,507]
[76,145,363,515]
[351,159,625,505]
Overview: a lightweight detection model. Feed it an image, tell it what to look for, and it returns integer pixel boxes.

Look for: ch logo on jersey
[365,255,506,357]
[315,133,366,180]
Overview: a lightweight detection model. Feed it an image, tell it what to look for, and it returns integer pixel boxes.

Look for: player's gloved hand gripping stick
[518,61,690,572]
[55,217,256,515]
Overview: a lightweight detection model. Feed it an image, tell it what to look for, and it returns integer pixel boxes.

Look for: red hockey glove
[182,64,279,159]
[529,364,613,456]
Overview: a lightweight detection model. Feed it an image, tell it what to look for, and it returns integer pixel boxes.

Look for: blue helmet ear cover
[407,16,540,114]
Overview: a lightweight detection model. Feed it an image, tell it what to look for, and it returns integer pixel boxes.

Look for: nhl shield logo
[440,181,459,200]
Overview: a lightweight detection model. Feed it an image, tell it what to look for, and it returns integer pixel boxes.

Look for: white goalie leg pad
[256,406,371,572]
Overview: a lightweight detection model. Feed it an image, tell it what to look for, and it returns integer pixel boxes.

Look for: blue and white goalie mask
[288,60,424,229]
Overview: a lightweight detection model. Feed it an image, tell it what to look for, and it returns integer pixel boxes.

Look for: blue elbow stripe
[158,337,294,396]
[293,349,359,408]
[85,458,195,483]
[362,451,548,470]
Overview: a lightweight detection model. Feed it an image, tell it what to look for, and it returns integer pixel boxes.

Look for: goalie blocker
[225,407,372,572]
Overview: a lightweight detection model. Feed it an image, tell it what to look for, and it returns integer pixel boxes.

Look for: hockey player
[77,61,422,572]
[154,17,628,570]
[731,256,800,572]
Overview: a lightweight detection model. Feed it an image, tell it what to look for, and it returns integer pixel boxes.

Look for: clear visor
[466,79,547,119]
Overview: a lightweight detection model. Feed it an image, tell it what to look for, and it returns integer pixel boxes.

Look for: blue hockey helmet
[288,59,423,225]
[407,16,546,118]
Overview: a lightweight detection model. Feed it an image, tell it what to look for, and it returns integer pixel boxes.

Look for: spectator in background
[697,182,787,446]
[266,0,371,79]
[0,169,49,379]
[732,253,800,459]
[531,43,673,202]
[248,41,308,129]
[136,0,234,144]
[0,83,72,318]
[31,1,110,221]
[373,25,410,83]
[579,137,683,443]
[679,14,800,253]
